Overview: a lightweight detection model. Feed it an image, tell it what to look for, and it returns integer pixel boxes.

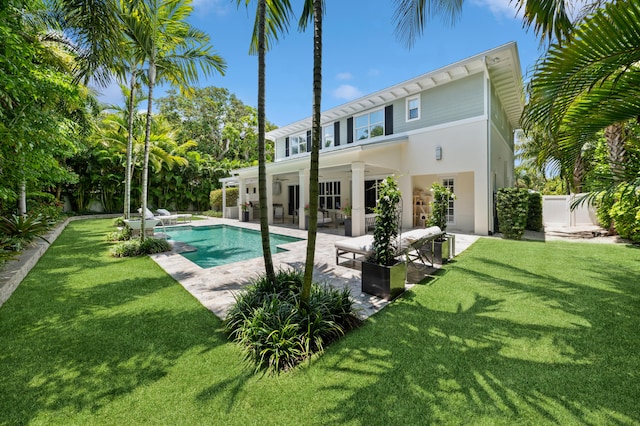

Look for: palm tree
[297,0,322,303]
[522,0,640,198]
[238,0,293,284]
[122,0,226,240]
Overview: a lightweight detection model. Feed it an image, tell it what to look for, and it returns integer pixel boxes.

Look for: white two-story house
[221,42,524,237]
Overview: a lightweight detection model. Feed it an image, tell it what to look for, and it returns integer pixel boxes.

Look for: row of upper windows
[283,95,421,157]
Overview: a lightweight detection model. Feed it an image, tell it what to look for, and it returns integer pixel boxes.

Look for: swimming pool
[164,225,303,268]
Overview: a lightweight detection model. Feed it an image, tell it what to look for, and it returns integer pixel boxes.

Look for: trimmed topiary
[526,192,543,231]
[210,187,238,211]
[496,188,529,240]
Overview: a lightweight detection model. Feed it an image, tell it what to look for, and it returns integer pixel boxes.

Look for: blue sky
[97,0,546,127]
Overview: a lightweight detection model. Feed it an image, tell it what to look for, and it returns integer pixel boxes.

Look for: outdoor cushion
[156,209,172,216]
[138,207,155,219]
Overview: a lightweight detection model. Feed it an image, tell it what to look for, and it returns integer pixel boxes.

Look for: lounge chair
[317,210,332,227]
[335,226,445,267]
[154,208,179,225]
[365,213,376,231]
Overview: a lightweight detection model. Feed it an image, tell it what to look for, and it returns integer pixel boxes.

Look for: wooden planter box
[361,260,406,300]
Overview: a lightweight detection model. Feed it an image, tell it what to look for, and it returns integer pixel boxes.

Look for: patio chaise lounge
[155,208,192,224]
[139,207,192,225]
[335,226,445,267]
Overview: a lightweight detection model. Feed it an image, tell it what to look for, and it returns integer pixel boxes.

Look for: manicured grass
[1,219,638,424]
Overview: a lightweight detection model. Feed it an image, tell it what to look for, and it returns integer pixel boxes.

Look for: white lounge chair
[335,226,445,267]
[154,208,179,225]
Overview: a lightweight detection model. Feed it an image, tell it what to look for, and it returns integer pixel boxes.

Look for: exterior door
[288,185,300,216]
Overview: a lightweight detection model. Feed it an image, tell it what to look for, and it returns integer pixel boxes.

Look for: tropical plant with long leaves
[523,0,640,205]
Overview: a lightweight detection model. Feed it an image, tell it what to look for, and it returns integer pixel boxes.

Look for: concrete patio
[150,217,479,320]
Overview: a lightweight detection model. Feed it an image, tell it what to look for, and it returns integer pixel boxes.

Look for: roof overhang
[230,135,409,178]
[266,42,524,140]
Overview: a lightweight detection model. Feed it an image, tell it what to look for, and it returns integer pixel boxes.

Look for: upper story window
[355,109,384,140]
[289,132,307,156]
[406,95,420,121]
[322,125,334,149]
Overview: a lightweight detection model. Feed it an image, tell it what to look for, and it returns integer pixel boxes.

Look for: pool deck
[150,217,479,320]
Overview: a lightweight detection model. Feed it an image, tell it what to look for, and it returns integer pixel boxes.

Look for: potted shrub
[341,203,352,236]
[425,182,455,263]
[241,202,250,222]
[361,177,406,300]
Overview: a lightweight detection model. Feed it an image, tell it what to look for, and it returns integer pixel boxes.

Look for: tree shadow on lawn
[314,242,640,424]
[0,305,226,423]
[0,219,233,424]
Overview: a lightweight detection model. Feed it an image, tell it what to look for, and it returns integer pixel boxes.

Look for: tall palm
[298,0,322,303]
[123,0,225,240]
[51,0,125,86]
[239,0,293,284]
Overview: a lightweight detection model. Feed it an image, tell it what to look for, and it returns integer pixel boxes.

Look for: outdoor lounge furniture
[335,226,445,267]
[317,210,332,227]
[365,214,376,231]
[154,208,179,225]
[293,209,333,227]
[139,207,192,225]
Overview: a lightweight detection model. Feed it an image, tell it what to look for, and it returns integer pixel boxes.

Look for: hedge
[496,187,529,240]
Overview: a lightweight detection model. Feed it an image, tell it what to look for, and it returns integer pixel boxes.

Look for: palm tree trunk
[302,0,323,303]
[141,62,156,241]
[605,122,626,182]
[257,0,275,283]
[19,154,26,216]
[572,153,584,193]
[124,70,137,219]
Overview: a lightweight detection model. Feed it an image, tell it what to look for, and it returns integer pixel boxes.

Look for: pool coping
[150,217,480,320]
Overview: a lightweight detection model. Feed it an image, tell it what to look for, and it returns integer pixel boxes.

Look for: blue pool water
[164,225,303,268]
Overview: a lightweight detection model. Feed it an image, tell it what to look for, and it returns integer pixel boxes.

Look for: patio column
[238,178,246,213]
[299,168,309,230]
[221,181,227,218]
[266,174,273,223]
[397,174,412,231]
[351,162,365,237]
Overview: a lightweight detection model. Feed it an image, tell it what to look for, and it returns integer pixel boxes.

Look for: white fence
[542,194,598,227]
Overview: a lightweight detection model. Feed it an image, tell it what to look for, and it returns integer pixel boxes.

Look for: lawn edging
[0,214,118,307]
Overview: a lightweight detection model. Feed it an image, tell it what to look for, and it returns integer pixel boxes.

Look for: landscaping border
[0,214,119,307]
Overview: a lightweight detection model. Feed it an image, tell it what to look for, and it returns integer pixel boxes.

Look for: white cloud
[192,0,230,16]
[336,72,353,81]
[470,0,520,19]
[333,84,363,101]
[368,68,381,77]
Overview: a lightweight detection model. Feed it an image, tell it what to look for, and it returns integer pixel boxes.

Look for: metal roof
[266,42,524,140]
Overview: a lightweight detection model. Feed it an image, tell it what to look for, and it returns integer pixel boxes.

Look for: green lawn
[1,219,639,425]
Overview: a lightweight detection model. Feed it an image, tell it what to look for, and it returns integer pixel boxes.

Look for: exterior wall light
[436,146,442,160]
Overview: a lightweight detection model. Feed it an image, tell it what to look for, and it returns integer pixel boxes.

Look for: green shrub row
[224,269,360,374]
[210,187,239,211]
[526,192,543,231]
[496,188,530,240]
[596,185,640,242]
[110,237,171,257]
